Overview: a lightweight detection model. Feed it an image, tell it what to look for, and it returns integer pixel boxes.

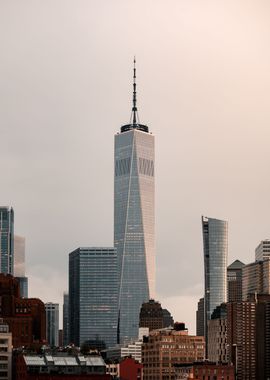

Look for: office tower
[142,325,205,379]
[69,247,118,348]
[14,235,28,297]
[0,274,45,348]
[0,207,14,275]
[162,309,174,328]
[196,297,205,336]
[255,239,270,261]
[139,299,164,331]
[0,319,12,380]
[227,259,244,302]
[114,60,155,344]
[242,259,270,300]
[202,216,228,351]
[208,303,227,363]
[45,303,59,347]
[63,292,69,346]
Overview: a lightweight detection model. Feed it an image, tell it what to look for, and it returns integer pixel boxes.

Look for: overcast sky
[1,0,270,333]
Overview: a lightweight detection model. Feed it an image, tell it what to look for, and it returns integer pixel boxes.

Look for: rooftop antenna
[132,57,137,125]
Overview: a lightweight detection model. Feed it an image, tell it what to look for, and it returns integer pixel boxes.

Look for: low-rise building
[0,319,12,380]
[174,362,235,380]
[15,353,110,379]
[142,324,205,380]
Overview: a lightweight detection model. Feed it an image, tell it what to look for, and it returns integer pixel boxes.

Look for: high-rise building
[227,259,244,302]
[227,299,256,380]
[255,239,270,261]
[45,303,59,347]
[196,297,205,337]
[256,294,270,380]
[242,259,270,300]
[63,292,69,346]
[0,207,14,275]
[114,60,155,344]
[69,247,118,348]
[14,235,28,297]
[202,216,228,351]
[208,303,227,363]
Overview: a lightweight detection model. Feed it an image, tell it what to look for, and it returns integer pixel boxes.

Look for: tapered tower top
[120,58,149,134]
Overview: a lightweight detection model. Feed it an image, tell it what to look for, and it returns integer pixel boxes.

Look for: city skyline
[2,0,270,333]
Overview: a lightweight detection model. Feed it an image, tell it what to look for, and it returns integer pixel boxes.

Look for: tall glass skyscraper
[114,60,155,344]
[202,216,228,353]
[69,247,118,348]
[45,302,59,347]
[0,207,14,275]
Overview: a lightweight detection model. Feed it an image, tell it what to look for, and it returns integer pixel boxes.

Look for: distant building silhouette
[45,302,59,347]
[227,259,244,302]
[0,207,14,275]
[62,292,69,346]
[196,297,204,336]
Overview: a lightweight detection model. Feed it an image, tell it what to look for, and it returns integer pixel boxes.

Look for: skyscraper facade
[14,235,28,297]
[114,61,155,344]
[227,259,245,302]
[0,207,14,275]
[202,216,228,350]
[45,302,59,347]
[63,292,69,346]
[69,247,118,348]
[255,239,270,261]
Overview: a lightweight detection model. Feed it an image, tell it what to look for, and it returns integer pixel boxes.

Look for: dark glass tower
[69,247,118,348]
[114,61,155,344]
[0,207,14,275]
[202,216,228,353]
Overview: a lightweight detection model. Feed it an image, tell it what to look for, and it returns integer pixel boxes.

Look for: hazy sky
[1,0,270,333]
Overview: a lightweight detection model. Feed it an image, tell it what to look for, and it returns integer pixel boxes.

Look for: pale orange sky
[1,0,270,333]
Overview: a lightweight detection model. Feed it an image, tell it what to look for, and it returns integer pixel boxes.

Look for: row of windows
[115,158,131,177]
[115,157,154,177]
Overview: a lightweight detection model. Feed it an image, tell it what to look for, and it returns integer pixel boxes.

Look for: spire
[132,57,137,125]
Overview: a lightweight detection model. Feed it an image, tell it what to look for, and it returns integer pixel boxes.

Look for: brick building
[15,353,110,379]
[174,362,235,380]
[139,299,174,331]
[0,274,46,348]
[142,324,205,380]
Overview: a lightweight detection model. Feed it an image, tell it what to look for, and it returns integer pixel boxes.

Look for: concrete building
[255,239,270,261]
[103,340,143,363]
[114,60,155,344]
[45,303,59,347]
[196,297,204,337]
[69,247,118,348]
[208,303,227,363]
[142,325,205,380]
[242,259,270,300]
[0,207,14,275]
[14,235,28,297]
[227,259,244,302]
[63,292,69,346]
[202,216,228,353]
[0,319,12,380]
